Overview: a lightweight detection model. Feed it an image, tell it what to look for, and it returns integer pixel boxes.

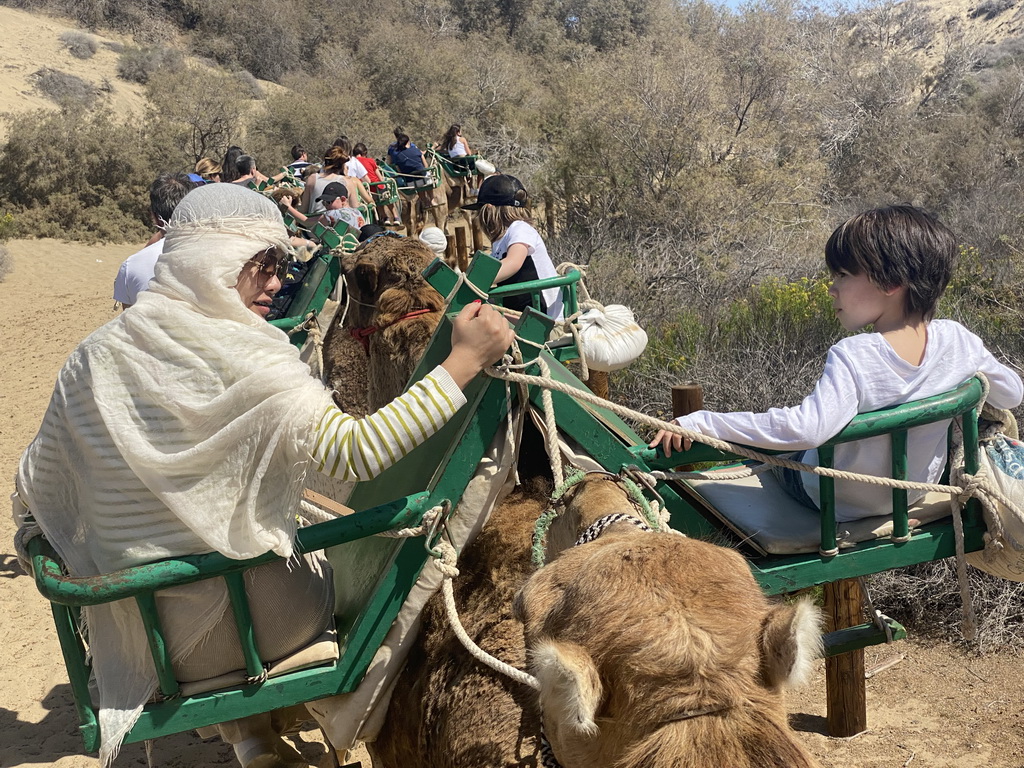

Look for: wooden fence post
[671,383,704,418]
[824,578,867,737]
[586,370,609,399]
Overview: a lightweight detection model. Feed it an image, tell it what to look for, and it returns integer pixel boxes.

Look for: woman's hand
[649,429,691,457]
[441,302,515,389]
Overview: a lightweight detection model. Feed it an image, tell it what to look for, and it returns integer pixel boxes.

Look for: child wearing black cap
[463,174,563,319]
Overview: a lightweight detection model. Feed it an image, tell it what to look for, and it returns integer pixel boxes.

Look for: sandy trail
[2,238,1024,768]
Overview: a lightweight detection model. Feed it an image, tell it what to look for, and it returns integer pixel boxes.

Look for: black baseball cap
[316,181,348,203]
[462,174,527,210]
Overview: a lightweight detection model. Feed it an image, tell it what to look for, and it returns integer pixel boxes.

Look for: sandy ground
[0,6,149,141]
[3,238,1024,768]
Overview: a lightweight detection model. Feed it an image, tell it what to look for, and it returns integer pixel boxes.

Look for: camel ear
[532,640,602,736]
[759,597,822,689]
[354,260,378,299]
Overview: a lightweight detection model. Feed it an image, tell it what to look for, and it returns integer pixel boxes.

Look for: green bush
[0,109,154,243]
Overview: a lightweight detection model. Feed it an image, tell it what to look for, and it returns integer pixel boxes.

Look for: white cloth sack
[967,434,1024,581]
[576,304,648,372]
[418,227,448,256]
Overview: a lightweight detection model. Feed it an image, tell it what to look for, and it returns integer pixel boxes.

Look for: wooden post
[671,383,704,418]
[454,226,469,272]
[824,578,867,737]
[586,370,609,399]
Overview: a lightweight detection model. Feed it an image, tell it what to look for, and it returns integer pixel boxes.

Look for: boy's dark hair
[353,142,367,157]
[825,204,956,321]
[235,154,256,176]
[291,144,306,160]
[149,173,195,227]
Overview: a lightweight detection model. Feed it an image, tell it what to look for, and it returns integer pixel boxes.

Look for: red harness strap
[350,308,437,354]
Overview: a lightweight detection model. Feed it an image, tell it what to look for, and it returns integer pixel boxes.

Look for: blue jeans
[770,451,819,510]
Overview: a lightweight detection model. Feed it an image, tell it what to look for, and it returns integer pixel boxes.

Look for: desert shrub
[245,73,394,169]
[0,108,154,243]
[0,212,14,283]
[117,45,185,85]
[102,40,125,54]
[233,70,264,100]
[33,68,96,109]
[868,560,1024,653]
[60,30,98,59]
[970,0,1015,21]
[0,212,16,241]
[144,65,251,167]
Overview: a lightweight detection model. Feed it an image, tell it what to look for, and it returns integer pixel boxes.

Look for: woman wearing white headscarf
[14,184,512,767]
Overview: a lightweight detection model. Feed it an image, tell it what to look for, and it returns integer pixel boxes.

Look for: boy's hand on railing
[649,429,692,457]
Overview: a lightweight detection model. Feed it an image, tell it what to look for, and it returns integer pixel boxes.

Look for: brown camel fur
[320,236,444,416]
[370,468,822,768]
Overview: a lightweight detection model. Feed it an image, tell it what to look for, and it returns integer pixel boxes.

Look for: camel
[321,235,444,417]
[318,246,820,767]
[394,153,448,238]
[370,468,822,768]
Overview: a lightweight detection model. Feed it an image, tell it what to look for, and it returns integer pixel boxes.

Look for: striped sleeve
[311,365,467,480]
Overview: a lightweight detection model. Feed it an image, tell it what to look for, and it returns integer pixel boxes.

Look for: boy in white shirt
[651,204,1024,522]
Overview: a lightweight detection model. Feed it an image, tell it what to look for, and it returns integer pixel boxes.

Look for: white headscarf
[17,184,336,763]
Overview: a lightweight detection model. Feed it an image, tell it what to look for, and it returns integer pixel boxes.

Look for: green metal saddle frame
[426,148,479,179]
[27,255,585,754]
[379,154,443,196]
[27,249,988,754]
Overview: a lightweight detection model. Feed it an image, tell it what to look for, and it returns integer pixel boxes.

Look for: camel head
[346,236,445,409]
[514,475,822,768]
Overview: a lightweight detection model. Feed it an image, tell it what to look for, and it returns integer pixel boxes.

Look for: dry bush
[144,65,250,167]
[117,45,185,85]
[233,70,264,100]
[59,30,98,59]
[0,212,13,283]
[868,561,1024,653]
[970,0,1015,21]
[0,244,11,283]
[33,68,96,109]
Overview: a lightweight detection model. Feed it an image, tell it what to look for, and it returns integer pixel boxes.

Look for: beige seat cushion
[686,468,954,555]
[178,628,340,697]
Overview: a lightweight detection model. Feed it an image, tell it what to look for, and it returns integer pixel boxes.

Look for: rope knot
[957,473,985,504]
[432,539,461,579]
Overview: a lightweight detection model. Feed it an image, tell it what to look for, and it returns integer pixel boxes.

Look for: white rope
[433,540,541,690]
[485,364,993,501]
[298,501,444,539]
[377,506,444,538]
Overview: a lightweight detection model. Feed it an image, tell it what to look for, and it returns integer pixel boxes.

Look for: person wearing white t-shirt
[651,204,1024,522]
[113,172,196,308]
[463,174,562,320]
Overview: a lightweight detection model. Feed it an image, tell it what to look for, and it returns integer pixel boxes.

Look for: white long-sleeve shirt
[677,320,1024,521]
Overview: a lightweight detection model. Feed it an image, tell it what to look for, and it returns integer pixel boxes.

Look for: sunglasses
[248,249,290,282]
